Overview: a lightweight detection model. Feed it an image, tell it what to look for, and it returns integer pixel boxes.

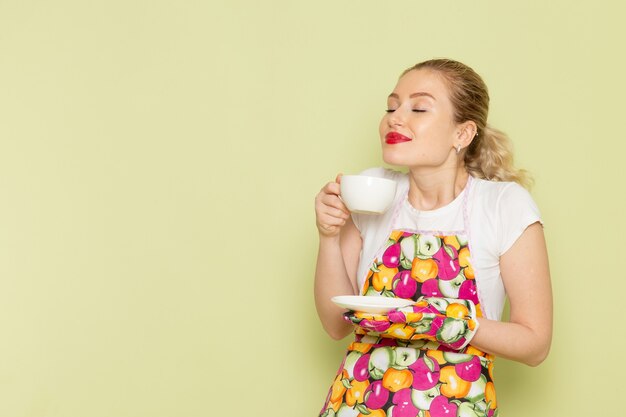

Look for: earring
[456,144,461,154]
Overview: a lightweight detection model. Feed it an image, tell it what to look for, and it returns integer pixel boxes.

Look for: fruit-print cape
[320,177,499,417]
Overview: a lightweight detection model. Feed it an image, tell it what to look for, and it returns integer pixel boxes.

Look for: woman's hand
[315,174,351,238]
[343,297,480,350]
[314,174,363,340]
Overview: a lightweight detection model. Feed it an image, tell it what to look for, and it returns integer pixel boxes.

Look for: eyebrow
[388,92,436,100]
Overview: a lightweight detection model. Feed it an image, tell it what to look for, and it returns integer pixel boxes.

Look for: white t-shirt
[351,167,542,321]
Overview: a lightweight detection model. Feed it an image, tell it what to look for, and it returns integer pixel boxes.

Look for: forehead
[390,69,451,101]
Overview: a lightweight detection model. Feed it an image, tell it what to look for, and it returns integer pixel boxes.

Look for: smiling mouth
[385,132,412,144]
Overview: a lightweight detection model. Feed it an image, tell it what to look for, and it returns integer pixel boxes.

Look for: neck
[406,165,469,211]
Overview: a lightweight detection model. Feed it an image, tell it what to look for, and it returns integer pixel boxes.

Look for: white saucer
[331,295,414,314]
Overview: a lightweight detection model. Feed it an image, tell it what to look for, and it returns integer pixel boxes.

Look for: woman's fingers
[315,202,349,225]
[322,181,341,197]
[327,205,350,220]
[319,193,349,215]
[320,216,347,228]
[315,176,352,237]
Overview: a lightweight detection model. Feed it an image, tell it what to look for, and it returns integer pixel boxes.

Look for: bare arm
[469,222,553,366]
[314,175,363,340]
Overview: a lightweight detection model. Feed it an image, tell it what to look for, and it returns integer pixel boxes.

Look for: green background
[1,1,624,416]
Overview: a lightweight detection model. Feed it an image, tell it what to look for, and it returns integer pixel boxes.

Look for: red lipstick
[385,132,412,144]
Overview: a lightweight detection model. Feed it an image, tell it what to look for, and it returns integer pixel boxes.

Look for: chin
[382,149,412,167]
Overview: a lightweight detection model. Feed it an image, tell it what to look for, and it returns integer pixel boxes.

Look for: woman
[314,59,552,417]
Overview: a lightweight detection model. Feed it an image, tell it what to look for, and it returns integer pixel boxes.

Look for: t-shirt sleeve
[496,183,543,256]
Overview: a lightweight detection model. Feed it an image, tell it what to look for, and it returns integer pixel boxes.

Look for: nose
[387,108,405,127]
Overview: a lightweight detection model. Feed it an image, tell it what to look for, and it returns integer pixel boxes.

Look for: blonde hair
[403,59,532,188]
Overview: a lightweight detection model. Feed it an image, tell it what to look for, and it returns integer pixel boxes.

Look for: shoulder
[471,177,527,201]
[470,177,542,255]
[471,178,538,211]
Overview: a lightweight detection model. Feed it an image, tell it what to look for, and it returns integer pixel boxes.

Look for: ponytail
[465,125,533,189]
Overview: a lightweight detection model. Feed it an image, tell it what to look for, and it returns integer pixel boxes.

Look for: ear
[455,121,478,150]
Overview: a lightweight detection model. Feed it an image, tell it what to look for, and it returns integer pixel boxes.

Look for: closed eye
[386,109,426,113]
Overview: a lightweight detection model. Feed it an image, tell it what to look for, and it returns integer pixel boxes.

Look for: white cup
[340,175,397,214]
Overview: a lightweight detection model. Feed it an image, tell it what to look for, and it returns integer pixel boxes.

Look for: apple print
[425,316,444,337]
[321,230,495,417]
[455,356,481,382]
[360,334,379,344]
[393,270,417,299]
[383,243,401,268]
[410,384,440,410]
[442,352,472,364]
[353,353,371,382]
[336,404,360,417]
[363,380,391,410]
[343,351,362,380]
[457,402,482,417]
[437,318,467,344]
[458,279,479,305]
[421,279,443,297]
[410,316,434,334]
[438,274,465,298]
[425,297,449,312]
[360,319,391,333]
[409,356,440,390]
[400,235,417,263]
[390,388,419,417]
[395,347,419,367]
[429,395,458,417]
[369,347,395,380]
[432,245,460,280]
[364,286,381,296]
[472,399,488,414]
[388,309,407,323]
[417,235,441,257]
[465,375,487,403]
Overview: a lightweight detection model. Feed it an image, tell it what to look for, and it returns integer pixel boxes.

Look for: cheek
[415,119,452,145]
